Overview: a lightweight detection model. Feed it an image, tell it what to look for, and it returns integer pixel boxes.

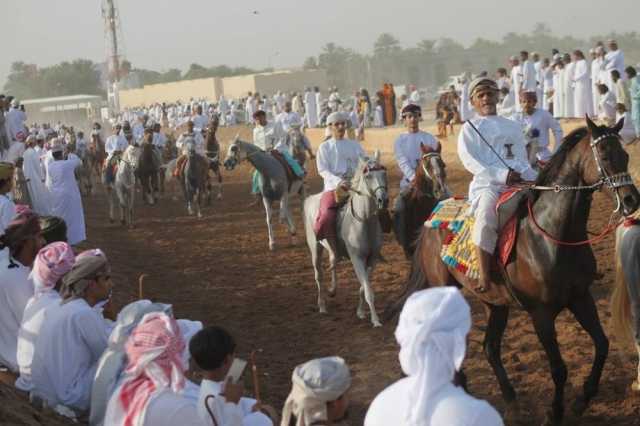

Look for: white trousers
[472,190,500,254]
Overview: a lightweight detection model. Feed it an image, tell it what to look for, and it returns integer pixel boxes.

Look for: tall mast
[102,0,122,114]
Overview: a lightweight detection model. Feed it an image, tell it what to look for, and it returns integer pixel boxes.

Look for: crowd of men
[0,39,639,425]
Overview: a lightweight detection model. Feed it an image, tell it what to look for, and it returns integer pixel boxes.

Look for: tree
[303,56,318,70]
[183,63,211,80]
[373,33,401,57]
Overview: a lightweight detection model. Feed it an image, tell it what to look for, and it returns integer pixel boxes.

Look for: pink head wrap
[30,242,75,295]
[110,312,186,426]
[14,204,32,216]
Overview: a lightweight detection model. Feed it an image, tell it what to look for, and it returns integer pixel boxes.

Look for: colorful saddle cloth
[425,193,521,279]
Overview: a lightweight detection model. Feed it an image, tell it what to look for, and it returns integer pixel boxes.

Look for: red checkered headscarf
[30,242,75,295]
[109,312,186,426]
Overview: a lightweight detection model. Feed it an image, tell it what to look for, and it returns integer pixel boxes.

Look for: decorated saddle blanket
[424,190,524,279]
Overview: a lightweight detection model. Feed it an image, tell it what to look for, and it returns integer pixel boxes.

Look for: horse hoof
[269,243,275,251]
[290,236,298,245]
[571,396,589,417]
[632,381,640,392]
[319,305,327,314]
[217,194,222,200]
[328,287,336,298]
[357,310,366,320]
[372,320,383,328]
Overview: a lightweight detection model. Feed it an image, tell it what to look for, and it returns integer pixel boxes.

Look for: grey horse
[303,151,389,327]
[611,220,640,391]
[224,137,302,250]
[108,146,137,228]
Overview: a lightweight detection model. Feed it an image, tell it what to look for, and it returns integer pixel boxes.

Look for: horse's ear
[585,115,598,133]
[612,116,625,134]
[233,133,240,142]
[373,149,381,163]
[436,142,442,153]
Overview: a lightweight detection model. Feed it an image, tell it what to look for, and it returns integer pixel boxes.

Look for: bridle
[420,152,446,198]
[349,164,388,222]
[527,132,634,245]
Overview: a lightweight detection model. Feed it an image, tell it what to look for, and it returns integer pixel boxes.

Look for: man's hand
[506,170,522,186]
[221,378,244,404]
[339,181,351,191]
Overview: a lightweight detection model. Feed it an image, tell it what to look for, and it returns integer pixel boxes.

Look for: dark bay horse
[136,140,160,205]
[205,120,223,200]
[388,117,640,424]
[393,144,450,258]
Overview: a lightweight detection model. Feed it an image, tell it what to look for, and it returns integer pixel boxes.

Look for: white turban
[281,356,351,426]
[326,112,347,125]
[395,287,471,426]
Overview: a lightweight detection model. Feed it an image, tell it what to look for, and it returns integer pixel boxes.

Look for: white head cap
[326,111,347,125]
[281,356,351,426]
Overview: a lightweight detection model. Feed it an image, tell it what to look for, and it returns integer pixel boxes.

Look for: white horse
[303,151,389,327]
[108,146,138,228]
[611,219,640,390]
[224,137,303,251]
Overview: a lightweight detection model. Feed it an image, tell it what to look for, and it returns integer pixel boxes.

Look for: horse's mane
[535,126,589,186]
[351,157,367,186]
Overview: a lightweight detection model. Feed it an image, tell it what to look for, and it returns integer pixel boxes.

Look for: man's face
[331,121,347,139]
[609,42,617,51]
[114,126,121,135]
[89,273,113,303]
[255,115,267,126]
[24,233,46,265]
[144,132,153,142]
[471,88,498,116]
[187,122,194,132]
[403,112,420,132]
[520,53,527,62]
[284,102,292,113]
[521,95,537,115]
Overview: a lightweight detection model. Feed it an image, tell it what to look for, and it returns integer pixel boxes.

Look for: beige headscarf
[281,356,351,426]
[60,248,109,301]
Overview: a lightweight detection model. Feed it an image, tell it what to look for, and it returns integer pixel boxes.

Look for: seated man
[281,356,351,426]
[510,90,563,165]
[104,312,205,426]
[0,211,43,373]
[190,326,273,426]
[393,104,440,251]
[314,112,365,251]
[364,287,503,426]
[175,120,206,177]
[31,248,114,413]
[103,124,128,185]
[16,242,75,392]
[457,77,537,293]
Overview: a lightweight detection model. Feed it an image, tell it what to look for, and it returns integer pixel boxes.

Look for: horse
[386,117,640,424]
[393,144,450,259]
[87,135,106,184]
[285,125,312,199]
[136,140,161,205]
[224,137,303,251]
[610,215,640,391]
[303,151,389,327]
[108,147,137,228]
[180,140,210,218]
[74,146,93,197]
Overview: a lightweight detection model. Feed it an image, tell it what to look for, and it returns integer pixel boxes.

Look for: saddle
[270,150,301,188]
[425,188,527,282]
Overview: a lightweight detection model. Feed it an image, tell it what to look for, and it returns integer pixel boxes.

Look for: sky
[2,0,637,88]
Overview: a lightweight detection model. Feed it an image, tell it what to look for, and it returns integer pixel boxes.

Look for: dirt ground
[2,123,639,425]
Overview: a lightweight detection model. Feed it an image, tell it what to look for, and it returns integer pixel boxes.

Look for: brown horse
[205,120,223,200]
[393,144,450,259]
[387,117,640,424]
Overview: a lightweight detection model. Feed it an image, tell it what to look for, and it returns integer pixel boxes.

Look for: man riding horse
[458,77,538,294]
[174,120,206,177]
[393,103,441,251]
[250,110,304,204]
[103,123,128,185]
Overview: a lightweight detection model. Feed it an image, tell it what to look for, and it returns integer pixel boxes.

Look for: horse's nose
[622,193,640,216]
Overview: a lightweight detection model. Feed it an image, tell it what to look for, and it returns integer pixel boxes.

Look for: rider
[205,115,220,164]
[315,111,365,252]
[251,110,305,200]
[103,124,128,185]
[393,103,440,250]
[174,120,205,176]
[458,77,538,294]
[510,90,563,167]
[75,131,88,158]
[151,122,167,152]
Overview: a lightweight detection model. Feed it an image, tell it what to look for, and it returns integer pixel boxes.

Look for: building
[118,69,328,108]
[21,94,104,129]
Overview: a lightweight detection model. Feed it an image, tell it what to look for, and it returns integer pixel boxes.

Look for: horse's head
[356,150,389,210]
[585,116,640,216]
[419,142,450,199]
[223,135,245,171]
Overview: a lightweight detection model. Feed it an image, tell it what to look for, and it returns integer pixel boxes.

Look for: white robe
[510,109,563,161]
[105,134,128,160]
[275,112,302,133]
[31,298,111,411]
[598,91,617,123]
[521,60,537,92]
[394,131,439,190]
[16,291,61,391]
[22,147,51,215]
[315,92,323,124]
[316,138,365,192]
[591,58,604,114]
[573,59,594,118]
[553,68,565,118]
[605,49,625,85]
[511,65,523,110]
[45,155,86,245]
[564,62,576,118]
[253,122,286,152]
[459,82,472,122]
[0,194,16,235]
[365,378,503,426]
[5,108,27,142]
[618,111,637,144]
[0,249,34,372]
[304,91,318,128]
[198,379,272,426]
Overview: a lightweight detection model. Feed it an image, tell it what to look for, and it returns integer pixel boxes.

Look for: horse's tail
[611,227,635,346]
[383,227,429,321]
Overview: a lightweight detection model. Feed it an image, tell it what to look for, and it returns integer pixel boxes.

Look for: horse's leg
[282,193,297,245]
[216,171,223,200]
[196,188,202,219]
[263,196,275,251]
[350,255,382,327]
[107,188,114,223]
[531,309,567,424]
[312,241,327,313]
[129,186,136,228]
[483,304,516,401]
[635,343,640,391]
[567,292,609,416]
